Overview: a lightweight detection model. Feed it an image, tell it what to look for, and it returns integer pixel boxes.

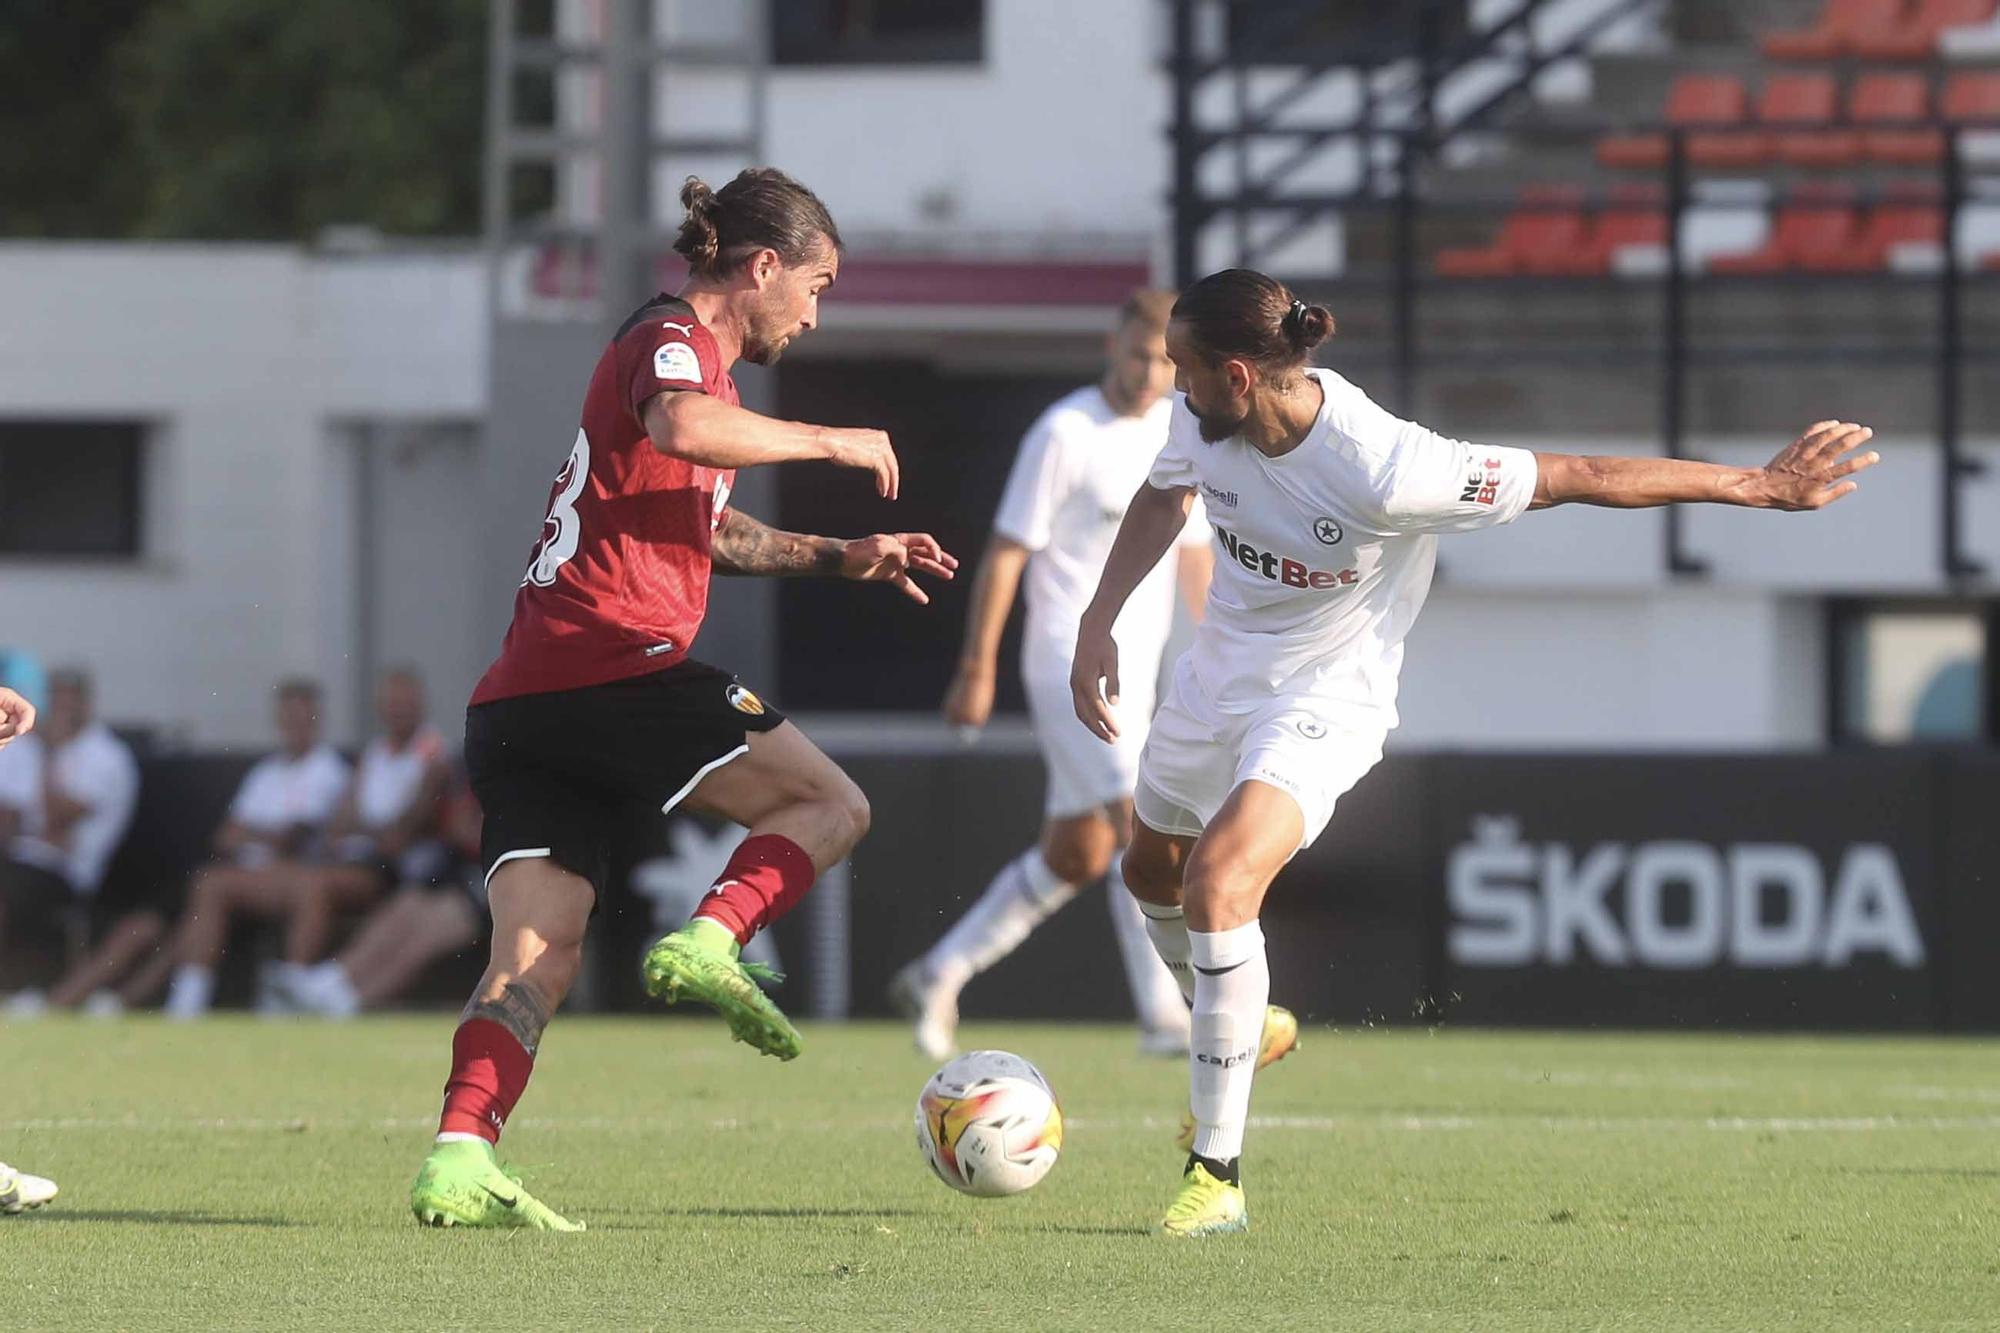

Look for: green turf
[5,1016,1998,1330]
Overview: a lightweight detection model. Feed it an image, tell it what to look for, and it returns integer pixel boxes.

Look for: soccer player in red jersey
[410,169,958,1230]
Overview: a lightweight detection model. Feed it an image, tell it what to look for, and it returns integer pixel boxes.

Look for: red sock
[692,833,818,945]
[436,1018,536,1143]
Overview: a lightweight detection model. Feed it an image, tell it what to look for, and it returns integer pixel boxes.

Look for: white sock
[1107,856,1190,1035]
[1187,921,1270,1164]
[164,965,214,1020]
[924,850,1079,991]
[1138,901,1197,1004]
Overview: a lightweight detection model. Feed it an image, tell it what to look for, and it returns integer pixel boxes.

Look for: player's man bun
[1171,268,1335,377]
[675,177,723,270]
[673,168,842,280]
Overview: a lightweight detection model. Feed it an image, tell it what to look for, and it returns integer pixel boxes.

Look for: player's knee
[1179,862,1261,926]
[1043,835,1111,887]
[831,777,871,850]
[1120,850,1181,907]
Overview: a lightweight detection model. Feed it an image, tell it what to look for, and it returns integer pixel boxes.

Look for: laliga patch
[726,684,766,716]
[654,341,702,385]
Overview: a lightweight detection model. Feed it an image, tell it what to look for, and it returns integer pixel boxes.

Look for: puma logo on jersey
[659,321,695,336]
[1214,526,1358,590]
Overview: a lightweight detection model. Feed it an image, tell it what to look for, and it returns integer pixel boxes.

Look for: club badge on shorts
[726,683,766,716]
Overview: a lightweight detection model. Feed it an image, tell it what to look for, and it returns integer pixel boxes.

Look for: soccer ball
[914,1050,1063,1197]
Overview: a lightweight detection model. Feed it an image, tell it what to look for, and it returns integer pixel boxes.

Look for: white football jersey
[992,386,1207,684]
[1147,368,1539,721]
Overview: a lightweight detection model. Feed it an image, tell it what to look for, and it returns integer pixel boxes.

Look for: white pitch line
[6,1113,2000,1134]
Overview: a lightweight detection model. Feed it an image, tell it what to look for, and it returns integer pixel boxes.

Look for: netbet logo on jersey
[1214,526,1358,591]
[1461,456,1507,505]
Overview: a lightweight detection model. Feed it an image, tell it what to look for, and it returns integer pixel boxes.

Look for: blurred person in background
[0,684,55,1213]
[44,678,348,1017]
[275,765,486,1017]
[154,673,447,1018]
[890,291,1244,1062]
[0,668,140,1005]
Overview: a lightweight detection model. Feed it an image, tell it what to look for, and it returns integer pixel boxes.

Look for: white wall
[762,0,1166,244]
[0,244,486,748]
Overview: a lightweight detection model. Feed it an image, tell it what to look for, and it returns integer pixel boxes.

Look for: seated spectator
[156,672,447,1018]
[0,668,139,996]
[274,769,486,1016]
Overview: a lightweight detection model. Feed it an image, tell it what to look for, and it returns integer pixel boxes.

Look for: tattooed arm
[711,508,962,603]
[709,507,844,577]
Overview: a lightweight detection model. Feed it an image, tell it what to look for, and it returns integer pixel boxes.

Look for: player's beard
[1192,399,1249,443]
[740,296,798,366]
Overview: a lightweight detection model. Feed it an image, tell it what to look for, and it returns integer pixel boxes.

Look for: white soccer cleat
[0,1164,57,1214]
[1138,1024,1190,1058]
[889,962,959,1062]
[3,989,48,1020]
[82,990,125,1019]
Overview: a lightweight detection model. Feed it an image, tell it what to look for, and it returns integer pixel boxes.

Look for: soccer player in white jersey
[1072,268,1880,1238]
[892,291,1247,1059]
[0,684,56,1213]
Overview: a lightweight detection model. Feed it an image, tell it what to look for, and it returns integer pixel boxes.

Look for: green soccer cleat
[409,1139,583,1231]
[1161,1160,1248,1238]
[1175,1004,1300,1152]
[643,920,802,1060]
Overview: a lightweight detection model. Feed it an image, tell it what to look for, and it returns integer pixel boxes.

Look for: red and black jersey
[471,295,740,706]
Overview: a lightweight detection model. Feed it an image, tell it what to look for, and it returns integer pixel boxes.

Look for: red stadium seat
[1763,0,1910,59]
[1764,73,1859,167]
[1597,74,1749,169]
[1708,186,1862,274]
[1803,199,1944,271]
[1942,70,2000,122]
[1544,186,1670,276]
[1433,188,1589,277]
[1853,73,1943,163]
[1851,0,1996,58]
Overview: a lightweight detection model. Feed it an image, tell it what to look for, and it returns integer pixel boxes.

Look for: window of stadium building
[773,0,983,65]
[0,420,145,558]
[1833,604,1991,744]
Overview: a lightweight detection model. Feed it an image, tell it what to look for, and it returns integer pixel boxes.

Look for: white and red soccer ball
[914,1050,1063,1197]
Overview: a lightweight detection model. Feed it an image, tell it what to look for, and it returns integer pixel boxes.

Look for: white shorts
[1023,672,1153,819]
[1133,659,1387,853]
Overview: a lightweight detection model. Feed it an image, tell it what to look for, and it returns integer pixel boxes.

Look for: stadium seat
[1853,73,1943,163]
[1543,185,1670,276]
[1806,197,1945,271]
[1707,185,1862,273]
[1943,69,2000,121]
[1763,0,1909,59]
[1850,0,1996,58]
[1596,74,1749,169]
[1433,188,1589,277]
[1765,73,1859,168]
[1940,10,2000,55]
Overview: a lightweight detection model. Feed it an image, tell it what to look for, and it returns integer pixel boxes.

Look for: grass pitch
[5,1016,1997,1330]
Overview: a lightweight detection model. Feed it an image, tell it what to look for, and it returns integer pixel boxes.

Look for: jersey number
[524,430,590,587]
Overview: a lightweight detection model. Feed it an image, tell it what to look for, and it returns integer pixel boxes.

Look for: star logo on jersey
[1298,719,1327,740]
[725,684,766,716]
[1311,517,1344,547]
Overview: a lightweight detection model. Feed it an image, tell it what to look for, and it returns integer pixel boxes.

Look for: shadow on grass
[594,1205,931,1222]
[1843,1167,2000,1181]
[1039,1223,1152,1238]
[22,1209,304,1227]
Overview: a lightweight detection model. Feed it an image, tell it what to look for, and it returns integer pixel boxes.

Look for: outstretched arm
[1532,421,1877,512]
[711,508,958,603]
[1070,482,1197,743]
[642,392,902,499]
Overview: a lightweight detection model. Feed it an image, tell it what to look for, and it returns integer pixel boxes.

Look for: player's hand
[1070,624,1122,745]
[0,687,35,750]
[841,532,959,604]
[1755,421,1879,511]
[943,662,997,730]
[823,428,901,500]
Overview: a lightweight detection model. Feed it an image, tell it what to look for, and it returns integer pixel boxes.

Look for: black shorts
[465,660,785,896]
